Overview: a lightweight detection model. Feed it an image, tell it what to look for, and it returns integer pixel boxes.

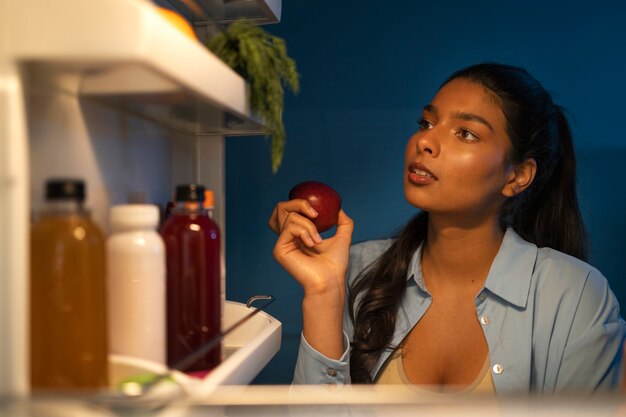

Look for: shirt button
[326,368,338,377]
[480,316,490,325]
[478,293,487,302]
[492,364,504,374]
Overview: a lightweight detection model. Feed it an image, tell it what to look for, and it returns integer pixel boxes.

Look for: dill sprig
[206,20,299,173]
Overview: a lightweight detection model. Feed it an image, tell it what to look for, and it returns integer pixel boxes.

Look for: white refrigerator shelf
[110,300,282,397]
[3,0,264,135]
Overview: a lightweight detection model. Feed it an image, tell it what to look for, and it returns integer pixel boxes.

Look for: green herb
[206,20,299,173]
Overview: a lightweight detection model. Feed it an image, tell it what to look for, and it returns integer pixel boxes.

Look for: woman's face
[404,78,514,221]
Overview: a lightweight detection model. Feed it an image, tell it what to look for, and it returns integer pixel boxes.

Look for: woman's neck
[421,215,504,292]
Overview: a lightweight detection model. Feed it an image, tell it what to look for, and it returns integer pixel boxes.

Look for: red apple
[288,181,342,233]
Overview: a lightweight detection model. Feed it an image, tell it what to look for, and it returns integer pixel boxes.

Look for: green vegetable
[206,20,299,173]
[115,372,174,391]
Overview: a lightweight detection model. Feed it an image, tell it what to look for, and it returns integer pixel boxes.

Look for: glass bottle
[30,179,108,390]
[161,184,221,372]
[203,189,226,321]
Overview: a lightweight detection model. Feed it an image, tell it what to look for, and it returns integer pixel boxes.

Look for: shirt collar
[406,227,537,308]
[406,243,428,293]
[483,227,537,308]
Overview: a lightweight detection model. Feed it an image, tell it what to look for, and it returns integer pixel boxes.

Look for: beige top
[375,348,495,395]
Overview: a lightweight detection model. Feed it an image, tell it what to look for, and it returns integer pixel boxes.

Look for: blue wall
[225,1,626,384]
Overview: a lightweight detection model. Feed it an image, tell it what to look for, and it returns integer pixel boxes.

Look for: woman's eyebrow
[452,111,494,132]
[423,103,494,132]
[423,103,438,114]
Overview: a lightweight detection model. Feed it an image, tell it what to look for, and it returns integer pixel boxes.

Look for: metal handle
[246,294,274,308]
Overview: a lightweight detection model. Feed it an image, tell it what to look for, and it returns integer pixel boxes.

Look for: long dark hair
[348,62,589,383]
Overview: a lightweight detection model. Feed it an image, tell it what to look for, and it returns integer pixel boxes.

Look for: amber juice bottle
[30,179,108,390]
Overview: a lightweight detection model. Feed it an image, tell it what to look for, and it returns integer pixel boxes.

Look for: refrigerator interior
[0,0,280,397]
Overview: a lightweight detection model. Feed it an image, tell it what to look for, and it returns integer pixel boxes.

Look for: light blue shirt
[293,228,626,393]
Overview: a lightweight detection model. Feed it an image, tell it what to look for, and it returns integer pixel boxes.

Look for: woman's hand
[269,199,354,298]
[269,199,354,359]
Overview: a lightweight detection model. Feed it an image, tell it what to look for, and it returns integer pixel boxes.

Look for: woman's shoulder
[534,246,602,285]
[504,229,603,290]
[350,238,395,256]
[533,247,614,309]
[347,239,395,280]
[350,239,395,262]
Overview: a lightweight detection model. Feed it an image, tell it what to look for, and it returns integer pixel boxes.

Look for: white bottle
[107,204,165,364]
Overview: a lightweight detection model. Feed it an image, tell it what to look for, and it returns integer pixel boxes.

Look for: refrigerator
[0,0,282,398]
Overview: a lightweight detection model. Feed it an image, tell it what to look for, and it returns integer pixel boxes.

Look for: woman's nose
[416,130,439,157]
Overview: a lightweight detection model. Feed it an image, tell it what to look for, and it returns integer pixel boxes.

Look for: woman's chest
[401,296,489,386]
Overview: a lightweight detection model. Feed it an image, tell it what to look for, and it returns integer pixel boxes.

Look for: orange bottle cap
[203,190,214,209]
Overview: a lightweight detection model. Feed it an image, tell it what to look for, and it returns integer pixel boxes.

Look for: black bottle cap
[175,184,205,202]
[45,179,85,201]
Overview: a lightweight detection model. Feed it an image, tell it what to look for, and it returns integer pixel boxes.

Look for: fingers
[268,199,318,234]
[273,220,321,260]
[335,209,354,241]
[336,209,353,226]
[277,212,323,247]
[268,206,280,233]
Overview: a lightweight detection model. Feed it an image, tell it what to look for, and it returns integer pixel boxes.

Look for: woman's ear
[502,158,537,197]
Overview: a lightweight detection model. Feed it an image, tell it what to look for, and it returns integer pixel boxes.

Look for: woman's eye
[418,119,433,130]
[457,128,479,142]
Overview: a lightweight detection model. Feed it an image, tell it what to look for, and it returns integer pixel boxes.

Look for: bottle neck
[42,200,87,216]
[111,223,157,234]
[172,201,206,216]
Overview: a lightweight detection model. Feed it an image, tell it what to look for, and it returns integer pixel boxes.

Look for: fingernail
[305,235,315,247]
[314,233,323,243]
[310,208,318,217]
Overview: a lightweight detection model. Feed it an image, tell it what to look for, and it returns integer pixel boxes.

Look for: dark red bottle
[161,184,221,371]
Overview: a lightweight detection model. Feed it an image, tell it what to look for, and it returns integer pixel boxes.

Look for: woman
[269,63,625,394]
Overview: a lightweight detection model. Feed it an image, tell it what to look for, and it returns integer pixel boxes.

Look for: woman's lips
[408,162,437,185]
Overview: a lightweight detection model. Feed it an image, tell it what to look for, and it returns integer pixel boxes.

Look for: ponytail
[507,106,588,261]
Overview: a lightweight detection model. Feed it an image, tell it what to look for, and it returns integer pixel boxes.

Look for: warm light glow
[73,227,86,240]
[121,381,143,396]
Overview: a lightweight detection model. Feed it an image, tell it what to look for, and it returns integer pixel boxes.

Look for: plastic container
[161,184,221,372]
[107,204,166,365]
[30,179,108,389]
